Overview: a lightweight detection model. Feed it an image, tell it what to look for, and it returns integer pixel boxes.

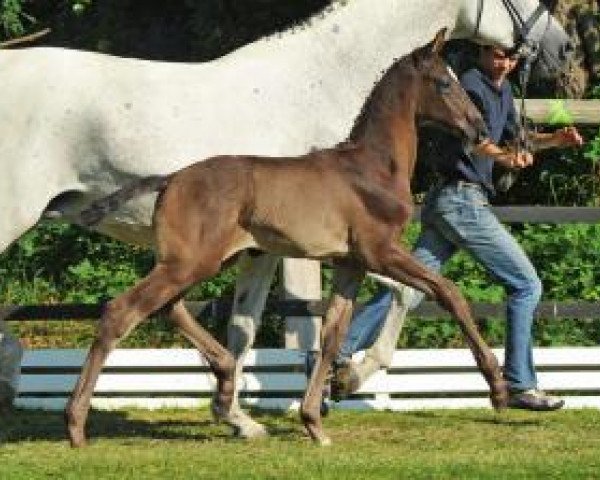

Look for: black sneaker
[508,389,565,411]
[330,359,360,401]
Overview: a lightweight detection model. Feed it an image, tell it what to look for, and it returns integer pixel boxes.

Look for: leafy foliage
[5,220,600,349]
[0,0,329,60]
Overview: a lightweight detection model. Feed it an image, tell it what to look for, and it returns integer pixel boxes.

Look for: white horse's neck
[176,0,462,156]
[234,0,462,81]
[233,0,524,84]
[241,0,528,60]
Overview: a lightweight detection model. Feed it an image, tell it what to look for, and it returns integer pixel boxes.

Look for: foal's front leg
[377,245,509,409]
[300,263,363,446]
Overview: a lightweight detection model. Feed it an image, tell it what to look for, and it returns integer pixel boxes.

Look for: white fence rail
[15,347,600,411]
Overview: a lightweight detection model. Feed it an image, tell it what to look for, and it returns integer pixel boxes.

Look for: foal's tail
[79,175,170,227]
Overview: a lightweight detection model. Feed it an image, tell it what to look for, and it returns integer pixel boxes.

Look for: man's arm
[472,139,534,169]
[528,126,584,152]
[474,126,585,169]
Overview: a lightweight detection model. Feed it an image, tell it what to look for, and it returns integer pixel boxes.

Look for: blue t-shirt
[434,68,518,194]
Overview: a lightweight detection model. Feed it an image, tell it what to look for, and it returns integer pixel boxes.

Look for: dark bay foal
[67,29,508,447]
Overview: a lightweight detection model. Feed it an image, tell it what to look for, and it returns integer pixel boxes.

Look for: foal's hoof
[234,421,268,440]
[67,426,88,448]
[212,402,268,439]
[308,428,332,447]
[65,408,88,448]
[490,380,510,410]
[304,423,332,447]
[301,408,332,446]
[331,362,361,399]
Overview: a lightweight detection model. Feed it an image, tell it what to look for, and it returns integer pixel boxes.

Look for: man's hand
[473,139,534,169]
[511,151,534,168]
[553,126,584,147]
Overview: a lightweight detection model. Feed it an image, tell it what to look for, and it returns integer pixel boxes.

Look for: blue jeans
[341,182,541,391]
[336,287,393,362]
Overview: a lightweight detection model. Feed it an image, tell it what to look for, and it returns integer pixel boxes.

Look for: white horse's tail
[79,175,170,227]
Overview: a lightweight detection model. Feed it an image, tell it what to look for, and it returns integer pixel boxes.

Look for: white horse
[0,0,570,429]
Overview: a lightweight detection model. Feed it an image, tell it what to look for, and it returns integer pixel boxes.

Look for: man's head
[479,46,519,83]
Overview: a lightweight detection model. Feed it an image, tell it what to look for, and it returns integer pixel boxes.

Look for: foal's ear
[413,27,448,67]
[429,27,448,55]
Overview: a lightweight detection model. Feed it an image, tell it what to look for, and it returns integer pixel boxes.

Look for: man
[331,44,584,410]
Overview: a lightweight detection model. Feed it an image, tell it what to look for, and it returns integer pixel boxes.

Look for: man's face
[480,47,519,81]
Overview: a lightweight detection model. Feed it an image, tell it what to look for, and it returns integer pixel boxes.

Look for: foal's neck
[348,63,420,180]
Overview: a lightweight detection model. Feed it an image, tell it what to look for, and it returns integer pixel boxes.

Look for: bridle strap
[517,61,531,155]
[501,0,550,57]
[473,0,484,39]
[521,3,548,40]
[501,0,526,34]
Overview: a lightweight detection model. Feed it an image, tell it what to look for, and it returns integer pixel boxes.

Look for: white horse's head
[461,0,573,81]
[504,0,573,80]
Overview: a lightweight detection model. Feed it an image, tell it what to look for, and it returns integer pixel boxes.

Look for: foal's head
[412,28,487,146]
[349,29,487,153]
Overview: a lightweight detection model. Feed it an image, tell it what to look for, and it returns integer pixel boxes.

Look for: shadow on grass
[403,408,544,427]
[0,406,303,445]
[244,407,301,438]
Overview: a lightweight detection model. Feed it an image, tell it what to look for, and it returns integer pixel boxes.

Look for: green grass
[2,408,600,479]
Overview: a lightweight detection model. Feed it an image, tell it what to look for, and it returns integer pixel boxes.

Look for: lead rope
[517,55,533,158]
[500,54,533,192]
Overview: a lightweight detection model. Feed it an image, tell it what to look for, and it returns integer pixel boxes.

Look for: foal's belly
[248,194,351,259]
[247,157,355,259]
[248,223,350,260]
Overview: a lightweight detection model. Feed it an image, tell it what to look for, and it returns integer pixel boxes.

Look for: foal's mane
[347,50,421,143]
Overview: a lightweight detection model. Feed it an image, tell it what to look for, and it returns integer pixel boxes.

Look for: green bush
[4,221,600,349]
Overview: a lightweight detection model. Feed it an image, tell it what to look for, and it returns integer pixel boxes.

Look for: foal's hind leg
[225,252,279,438]
[167,300,236,420]
[300,263,363,446]
[65,262,200,447]
[376,245,508,408]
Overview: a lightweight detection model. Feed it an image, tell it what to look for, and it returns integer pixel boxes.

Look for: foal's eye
[435,77,452,93]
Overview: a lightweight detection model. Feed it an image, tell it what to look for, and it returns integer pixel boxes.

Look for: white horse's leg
[0,187,67,411]
[0,321,23,411]
[223,251,279,438]
[334,278,414,395]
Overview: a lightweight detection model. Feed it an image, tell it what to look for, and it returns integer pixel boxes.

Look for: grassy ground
[2,407,600,479]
